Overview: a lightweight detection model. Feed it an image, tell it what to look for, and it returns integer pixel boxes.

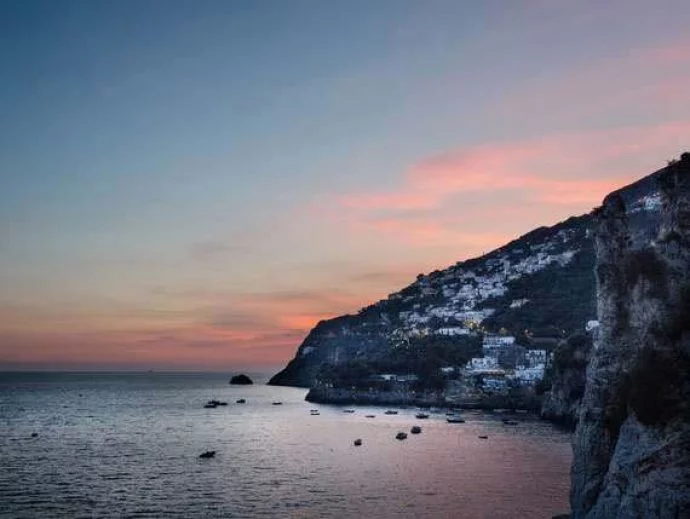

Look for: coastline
[305,386,542,412]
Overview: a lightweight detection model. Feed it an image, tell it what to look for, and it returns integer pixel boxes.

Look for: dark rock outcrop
[541,333,593,429]
[570,154,690,518]
[305,386,445,406]
[229,374,253,385]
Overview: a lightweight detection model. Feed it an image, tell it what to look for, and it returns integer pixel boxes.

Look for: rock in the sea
[410,426,422,434]
[570,154,690,518]
[354,438,362,446]
[199,450,216,459]
[229,374,253,385]
[395,432,408,440]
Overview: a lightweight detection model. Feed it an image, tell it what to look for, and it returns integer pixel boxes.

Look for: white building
[512,364,546,384]
[524,349,547,366]
[483,335,516,349]
[467,357,499,371]
[435,327,471,336]
[586,320,600,332]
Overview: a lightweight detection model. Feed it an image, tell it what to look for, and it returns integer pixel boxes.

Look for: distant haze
[1,0,689,370]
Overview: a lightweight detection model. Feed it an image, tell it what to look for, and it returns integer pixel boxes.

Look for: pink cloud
[326,121,690,250]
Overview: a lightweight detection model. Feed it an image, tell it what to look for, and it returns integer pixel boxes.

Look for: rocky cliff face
[570,154,690,518]
[541,333,593,429]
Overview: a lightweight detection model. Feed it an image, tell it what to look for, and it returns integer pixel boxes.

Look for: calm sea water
[0,372,572,518]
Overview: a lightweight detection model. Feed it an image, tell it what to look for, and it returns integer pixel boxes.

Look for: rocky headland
[270,158,670,417]
[570,154,690,518]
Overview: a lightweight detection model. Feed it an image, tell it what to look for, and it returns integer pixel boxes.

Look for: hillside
[269,165,664,389]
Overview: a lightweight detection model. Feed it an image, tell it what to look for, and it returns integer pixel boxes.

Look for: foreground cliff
[571,154,690,518]
[540,333,593,429]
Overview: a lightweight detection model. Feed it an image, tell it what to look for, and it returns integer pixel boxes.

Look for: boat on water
[384,410,398,415]
[447,416,466,423]
[204,399,228,408]
[395,432,408,440]
[410,426,422,434]
[415,413,429,419]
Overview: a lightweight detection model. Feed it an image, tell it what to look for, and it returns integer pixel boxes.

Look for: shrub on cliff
[623,248,668,297]
[629,346,690,426]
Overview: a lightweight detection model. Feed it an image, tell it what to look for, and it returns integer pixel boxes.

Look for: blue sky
[1,0,689,370]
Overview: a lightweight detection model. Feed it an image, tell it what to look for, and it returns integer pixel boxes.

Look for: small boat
[384,410,398,415]
[478,435,488,439]
[354,439,363,446]
[343,409,355,414]
[447,416,466,423]
[415,413,429,419]
[310,409,320,415]
[204,402,218,409]
[236,399,246,404]
[502,419,519,426]
[395,432,408,440]
[199,450,216,459]
[410,426,422,434]
[272,402,283,405]
[365,415,376,418]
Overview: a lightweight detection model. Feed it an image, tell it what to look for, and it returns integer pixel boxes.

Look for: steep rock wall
[541,333,593,429]
[570,155,690,518]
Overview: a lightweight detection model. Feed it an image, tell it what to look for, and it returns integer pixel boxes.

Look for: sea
[0,372,572,518]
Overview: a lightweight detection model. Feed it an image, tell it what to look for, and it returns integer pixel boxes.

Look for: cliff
[540,333,593,429]
[570,153,690,518]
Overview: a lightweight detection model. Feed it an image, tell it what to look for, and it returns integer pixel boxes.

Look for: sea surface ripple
[0,372,572,518]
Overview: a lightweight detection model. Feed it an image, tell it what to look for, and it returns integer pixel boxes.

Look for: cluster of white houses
[464,334,549,390]
[387,233,580,340]
[366,333,549,393]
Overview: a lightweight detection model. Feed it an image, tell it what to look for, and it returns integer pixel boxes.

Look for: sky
[1,0,689,372]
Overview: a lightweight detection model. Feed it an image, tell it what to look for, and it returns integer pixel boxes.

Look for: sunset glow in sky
[2,0,690,371]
